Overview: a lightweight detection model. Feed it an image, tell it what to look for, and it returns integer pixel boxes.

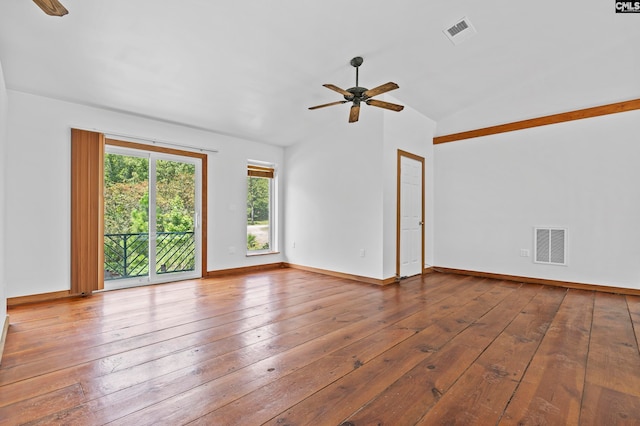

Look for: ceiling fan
[32,0,68,16]
[309,56,404,123]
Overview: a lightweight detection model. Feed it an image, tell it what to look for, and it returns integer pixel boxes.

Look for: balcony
[104,232,195,280]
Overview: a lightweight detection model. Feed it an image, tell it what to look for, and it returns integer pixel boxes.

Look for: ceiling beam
[434,98,640,144]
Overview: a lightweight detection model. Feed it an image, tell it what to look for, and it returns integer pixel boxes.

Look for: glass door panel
[104,147,201,289]
[104,151,150,281]
[154,158,197,277]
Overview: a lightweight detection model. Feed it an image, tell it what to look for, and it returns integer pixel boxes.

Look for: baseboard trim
[381,276,397,286]
[8,264,287,303]
[15,266,632,306]
[0,315,9,366]
[206,262,286,278]
[7,290,72,307]
[285,263,396,286]
[434,267,640,296]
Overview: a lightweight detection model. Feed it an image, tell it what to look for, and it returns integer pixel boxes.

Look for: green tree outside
[247,176,269,225]
[105,155,195,234]
[247,176,271,251]
[104,153,196,279]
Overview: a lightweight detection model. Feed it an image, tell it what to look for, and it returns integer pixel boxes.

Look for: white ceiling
[1,0,639,147]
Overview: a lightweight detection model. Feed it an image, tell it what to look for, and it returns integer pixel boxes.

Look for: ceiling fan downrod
[350,56,363,88]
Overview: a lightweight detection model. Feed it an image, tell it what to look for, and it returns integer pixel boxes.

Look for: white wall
[0,61,7,319]
[284,98,436,281]
[6,91,284,298]
[434,109,640,289]
[284,108,386,279]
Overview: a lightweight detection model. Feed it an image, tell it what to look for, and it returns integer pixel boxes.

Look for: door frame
[105,138,208,282]
[396,149,425,278]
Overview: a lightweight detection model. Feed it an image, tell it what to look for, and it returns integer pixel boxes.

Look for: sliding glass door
[103,146,202,289]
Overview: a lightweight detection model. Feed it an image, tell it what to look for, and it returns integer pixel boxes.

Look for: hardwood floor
[2,269,640,425]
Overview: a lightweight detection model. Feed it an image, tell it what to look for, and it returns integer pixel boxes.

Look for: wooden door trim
[396,150,425,278]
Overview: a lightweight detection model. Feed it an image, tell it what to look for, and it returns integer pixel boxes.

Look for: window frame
[246,161,278,256]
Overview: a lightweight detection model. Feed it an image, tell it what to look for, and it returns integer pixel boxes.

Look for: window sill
[246,251,280,257]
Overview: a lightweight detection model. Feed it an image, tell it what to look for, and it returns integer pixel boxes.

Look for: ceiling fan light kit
[309,56,404,123]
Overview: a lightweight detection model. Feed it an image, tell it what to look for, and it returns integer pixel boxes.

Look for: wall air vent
[534,227,567,266]
[443,17,477,46]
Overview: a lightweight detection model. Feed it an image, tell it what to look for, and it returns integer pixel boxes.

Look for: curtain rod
[72,127,219,154]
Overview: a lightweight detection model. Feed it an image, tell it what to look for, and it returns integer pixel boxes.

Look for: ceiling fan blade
[363,82,399,98]
[32,0,68,16]
[323,84,353,98]
[349,104,360,123]
[308,100,348,110]
[366,99,405,112]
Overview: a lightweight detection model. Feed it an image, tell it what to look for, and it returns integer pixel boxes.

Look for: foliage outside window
[247,163,275,253]
[104,154,196,234]
[104,153,196,279]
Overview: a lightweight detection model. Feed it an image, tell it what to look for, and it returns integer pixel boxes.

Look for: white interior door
[399,153,424,277]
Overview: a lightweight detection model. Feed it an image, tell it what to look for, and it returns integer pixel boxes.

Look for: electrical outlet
[360,249,366,258]
[520,249,529,257]
[228,246,236,255]
[292,241,296,248]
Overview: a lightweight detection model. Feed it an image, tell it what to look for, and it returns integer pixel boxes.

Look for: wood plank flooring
[2,269,640,425]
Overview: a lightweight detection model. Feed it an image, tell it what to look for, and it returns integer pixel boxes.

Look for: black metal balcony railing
[104,232,195,280]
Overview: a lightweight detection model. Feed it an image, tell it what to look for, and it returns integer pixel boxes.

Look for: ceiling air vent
[443,17,477,46]
[534,227,567,266]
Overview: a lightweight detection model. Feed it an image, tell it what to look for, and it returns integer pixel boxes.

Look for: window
[247,162,276,254]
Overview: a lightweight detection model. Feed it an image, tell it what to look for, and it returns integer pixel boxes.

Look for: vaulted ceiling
[1,1,638,146]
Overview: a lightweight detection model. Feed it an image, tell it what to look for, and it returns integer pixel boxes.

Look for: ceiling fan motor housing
[345,86,368,101]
